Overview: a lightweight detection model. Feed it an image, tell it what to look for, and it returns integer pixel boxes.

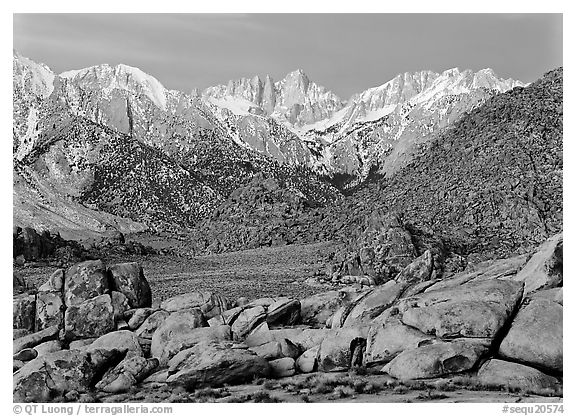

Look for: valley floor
[17,240,340,304]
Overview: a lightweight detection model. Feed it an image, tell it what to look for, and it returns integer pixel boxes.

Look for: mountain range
[13,51,529,238]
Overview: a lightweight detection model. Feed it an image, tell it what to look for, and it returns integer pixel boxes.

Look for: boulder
[300,289,363,327]
[356,211,417,282]
[400,279,524,339]
[151,312,229,365]
[395,250,434,284]
[13,349,123,402]
[383,340,488,380]
[33,340,63,357]
[64,294,115,340]
[245,322,274,347]
[13,293,36,331]
[135,310,170,339]
[96,356,159,393]
[424,254,529,293]
[13,329,31,340]
[317,327,369,372]
[269,357,296,378]
[63,260,109,307]
[13,271,27,294]
[270,328,331,351]
[127,308,156,330]
[69,339,96,350]
[478,359,561,392]
[513,232,562,294]
[338,281,407,328]
[14,360,25,373]
[14,325,60,354]
[530,287,563,305]
[266,298,301,327]
[499,297,562,374]
[249,341,283,360]
[35,291,64,331]
[230,306,266,340]
[38,269,64,292]
[279,338,301,359]
[108,262,152,308]
[14,348,38,362]
[110,291,130,321]
[296,346,320,373]
[160,291,230,319]
[166,342,270,388]
[364,318,434,366]
[86,330,143,357]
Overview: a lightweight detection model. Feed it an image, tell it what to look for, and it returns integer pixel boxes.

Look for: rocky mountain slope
[318,68,562,272]
[301,68,526,186]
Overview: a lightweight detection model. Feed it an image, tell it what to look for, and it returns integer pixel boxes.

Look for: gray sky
[13,14,562,99]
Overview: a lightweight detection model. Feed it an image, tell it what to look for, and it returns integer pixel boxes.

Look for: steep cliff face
[203,69,345,128]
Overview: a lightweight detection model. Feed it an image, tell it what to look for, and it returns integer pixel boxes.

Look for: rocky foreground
[13,231,562,403]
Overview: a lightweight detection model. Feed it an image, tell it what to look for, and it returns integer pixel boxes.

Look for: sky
[13,13,563,99]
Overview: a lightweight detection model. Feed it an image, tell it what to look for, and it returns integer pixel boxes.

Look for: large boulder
[127,308,156,330]
[335,281,407,328]
[513,232,562,294]
[395,250,434,285]
[317,327,368,372]
[85,330,143,357]
[14,325,60,354]
[499,297,562,374]
[425,254,529,293]
[150,309,224,365]
[13,293,36,331]
[38,269,64,292]
[269,357,296,378]
[245,322,274,347]
[135,310,170,339]
[64,294,115,340]
[364,318,434,366]
[13,349,123,402]
[477,359,561,392]
[296,346,320,373]
[249,341,284,360]
[383,340,488,380]
[270,328,331,351]
[33,340,63,357]
[266,298,301,327]
[400,279,524,339]
[156,325,233,365]
[166,342,270,389]
[531,287,563,305]
[300,289,362,327]
[230,306,266,340]
[96,355,159,393]
[108,262,152,308]
[35,291,65,331]
[110,291,130,322]
[160,291,231,319]
[355,211,417,282]
[63,260,109,307]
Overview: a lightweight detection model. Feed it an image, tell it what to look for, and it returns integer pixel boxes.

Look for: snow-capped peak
[13,50,56,98]
[60,63,168,111]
